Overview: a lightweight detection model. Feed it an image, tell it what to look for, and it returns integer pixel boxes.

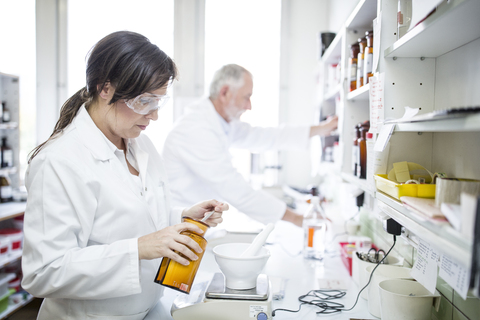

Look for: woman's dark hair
[28,31,177,163]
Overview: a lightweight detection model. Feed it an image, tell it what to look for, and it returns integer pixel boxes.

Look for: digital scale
[171,273,272,320]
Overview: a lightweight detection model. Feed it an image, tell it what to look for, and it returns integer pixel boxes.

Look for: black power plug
[383,218,402,236]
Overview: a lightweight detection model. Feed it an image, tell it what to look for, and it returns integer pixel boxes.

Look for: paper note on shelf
[401,196,445,219]
[439,253,471,300]
[374,123,394,152]
[369,73,385,133]
[409,0,443,32]
[411,239,439,294]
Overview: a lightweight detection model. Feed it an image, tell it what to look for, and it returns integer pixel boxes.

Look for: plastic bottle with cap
[303,187,327,262]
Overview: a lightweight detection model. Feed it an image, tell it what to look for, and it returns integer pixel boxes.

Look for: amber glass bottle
[352,124,361,176]
[154,217,209,294]
[363,30,374,85]
[357,127,367,179]
[348,42,360,92]
[356,37,367,88]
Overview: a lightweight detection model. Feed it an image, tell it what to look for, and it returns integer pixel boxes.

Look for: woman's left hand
[183,199,229,227]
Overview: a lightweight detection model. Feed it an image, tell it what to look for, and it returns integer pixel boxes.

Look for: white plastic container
[0,237,11,264]
[379,279,441,320]
[0,229,23,253]
[366,265,413,318]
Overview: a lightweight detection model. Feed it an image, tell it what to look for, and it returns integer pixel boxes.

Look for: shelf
[0,167,17,176]
[0,251,22,269]
[0,123,18,130]
[341,172,374,196]
[0,294,34,320]
[384,0,480,58]
[346,83,370,101]
[376,192,471,268]
[0,202,26,222]
[345,0,377,30]
[324,83,342,101]
[389,113,480,132]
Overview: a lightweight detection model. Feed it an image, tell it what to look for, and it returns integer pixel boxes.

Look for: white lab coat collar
[73,105,151,199]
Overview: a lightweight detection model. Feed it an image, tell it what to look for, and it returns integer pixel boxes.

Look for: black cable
[272,235,397,317]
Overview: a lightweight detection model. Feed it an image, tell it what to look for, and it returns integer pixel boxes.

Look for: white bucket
[366,265,413,318]
[352,251,403,299]
[379,279,441,320]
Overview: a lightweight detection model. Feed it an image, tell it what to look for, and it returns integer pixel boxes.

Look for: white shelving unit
[320,0,480,273]
[0,72,32,318]
[374,0,480,269]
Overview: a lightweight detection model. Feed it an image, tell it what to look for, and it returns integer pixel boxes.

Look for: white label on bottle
[3,150,13,167]
[1,186,12,198]
[349,63,357,81]
[365,53,373,74]
[352,145,358,173]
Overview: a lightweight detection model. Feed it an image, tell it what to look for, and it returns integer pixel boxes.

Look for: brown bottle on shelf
[1,137,13,168]
[357,127,367,179]
[348,42,360,92]
[356,36,367,89]
[0,175,13,203]
[352,124,361,176]
[2,102,10,123]
[363,30,374,85]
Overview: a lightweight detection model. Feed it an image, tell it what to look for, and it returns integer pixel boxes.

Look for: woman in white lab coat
[21,31,228,319]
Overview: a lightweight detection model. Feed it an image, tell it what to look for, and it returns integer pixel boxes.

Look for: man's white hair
[209,64,252,99]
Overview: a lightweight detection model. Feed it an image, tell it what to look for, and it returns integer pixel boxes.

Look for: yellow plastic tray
[374,174,436,199]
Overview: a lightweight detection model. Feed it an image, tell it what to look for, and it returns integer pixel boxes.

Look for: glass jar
[154,217,209,294]
[356,37,368,89]
[348,42,360,92]
[363,30,374,85]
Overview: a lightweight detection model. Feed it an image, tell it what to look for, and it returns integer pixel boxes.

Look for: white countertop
[159,220,375,319]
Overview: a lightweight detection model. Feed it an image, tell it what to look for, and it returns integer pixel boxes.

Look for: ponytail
[28,87,91,163]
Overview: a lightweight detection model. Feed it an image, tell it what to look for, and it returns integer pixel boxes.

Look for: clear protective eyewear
[125,93,170,115]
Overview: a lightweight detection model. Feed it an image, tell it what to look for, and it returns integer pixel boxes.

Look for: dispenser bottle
[303,187,327,261]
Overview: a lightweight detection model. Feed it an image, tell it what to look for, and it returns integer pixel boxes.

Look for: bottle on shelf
[356,36,367,89]
[303,187,327,261]
[2,102,10,123]
[1,137,13,168]
[363,30,374,85]
[352,124,361,176]
[0,174,13,203]
[357,127,367,179]
[348,42,360,92]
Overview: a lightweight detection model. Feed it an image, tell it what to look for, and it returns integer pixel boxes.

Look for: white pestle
[240,223,275,258]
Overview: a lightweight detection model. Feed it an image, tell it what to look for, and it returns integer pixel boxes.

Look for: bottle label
[352,145,358,173]
[349,63,357,81]
[365,53,373,74]
[1,186,12,199]
[2,150,13,167]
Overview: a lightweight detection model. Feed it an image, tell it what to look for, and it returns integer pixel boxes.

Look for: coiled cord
[272,235,397,316]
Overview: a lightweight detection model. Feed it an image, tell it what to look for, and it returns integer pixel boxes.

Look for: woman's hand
[183,199,229,227]
[137,222,205,265]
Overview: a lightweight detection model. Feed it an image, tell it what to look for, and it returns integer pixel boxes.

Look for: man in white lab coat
[163,64,337,227]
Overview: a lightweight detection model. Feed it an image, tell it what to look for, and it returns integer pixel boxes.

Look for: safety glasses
[124,93,170,115]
